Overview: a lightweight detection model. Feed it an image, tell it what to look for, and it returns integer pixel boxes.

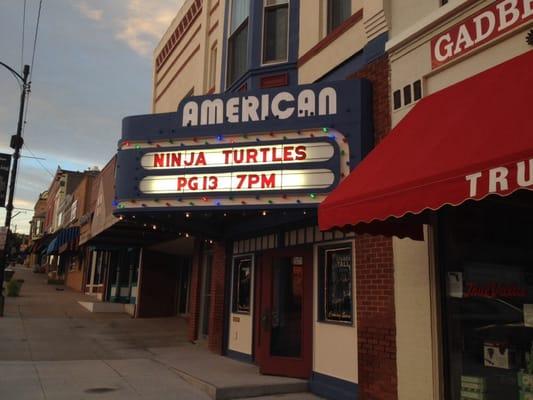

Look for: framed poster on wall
[232,254,253,314]
[318,243,353,324]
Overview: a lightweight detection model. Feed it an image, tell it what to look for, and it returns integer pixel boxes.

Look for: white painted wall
[228,255,254,355]
[313,240,358,383]
[393,227,437,400]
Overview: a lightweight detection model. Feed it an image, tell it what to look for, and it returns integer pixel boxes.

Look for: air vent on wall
[393,79,423,110]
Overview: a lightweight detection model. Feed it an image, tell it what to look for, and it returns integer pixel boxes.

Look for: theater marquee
[115,80,373,210]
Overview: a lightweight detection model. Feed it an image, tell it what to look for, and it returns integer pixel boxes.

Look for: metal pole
[0,64,30,317]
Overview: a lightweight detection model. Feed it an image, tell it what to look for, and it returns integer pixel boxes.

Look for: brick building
[114,1,392,399]
[27,191,48,269]
[320,1,533,399]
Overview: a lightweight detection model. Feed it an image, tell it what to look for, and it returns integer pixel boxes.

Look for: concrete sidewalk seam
[32,362,48,400]
[101,359,143,396]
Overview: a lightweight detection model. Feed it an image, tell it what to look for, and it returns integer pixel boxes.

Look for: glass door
[259,248,312,378]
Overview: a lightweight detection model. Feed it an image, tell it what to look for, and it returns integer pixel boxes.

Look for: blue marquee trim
[310,372,358,400]
[226,349,253,364]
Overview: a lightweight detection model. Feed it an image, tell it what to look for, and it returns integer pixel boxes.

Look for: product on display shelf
[484,341,510,369]
[460,375,486,400]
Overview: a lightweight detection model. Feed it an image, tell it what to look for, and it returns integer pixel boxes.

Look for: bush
[6,279,22,297]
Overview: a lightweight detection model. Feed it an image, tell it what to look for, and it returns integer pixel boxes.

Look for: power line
[22,143,54,178]
[30,0,43,81]
[21,0,27,71]
[22,0,44,137]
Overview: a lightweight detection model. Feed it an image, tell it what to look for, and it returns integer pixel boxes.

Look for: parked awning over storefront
[58,227,80,254]
[46,237,59,255]
[319,51,533,231]
[30,234,53,254]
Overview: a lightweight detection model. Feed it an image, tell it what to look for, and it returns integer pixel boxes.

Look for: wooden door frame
[254,245,313,378]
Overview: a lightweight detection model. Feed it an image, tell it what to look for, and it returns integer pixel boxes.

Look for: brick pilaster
[187,239,202,342]
[207,241,226,353]
[355,234,397,400]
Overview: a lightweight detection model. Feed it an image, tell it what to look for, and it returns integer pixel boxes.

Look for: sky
[0,0,184,233]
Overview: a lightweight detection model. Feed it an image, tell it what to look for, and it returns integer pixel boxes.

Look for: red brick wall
[349,55,397,400]
[187,240,202,342]
[355,234,396,400]
[186,240,227,354]
[65,269,83,292]
[207,242,226,353]
[137,250,179,318]
[348,55,391,143]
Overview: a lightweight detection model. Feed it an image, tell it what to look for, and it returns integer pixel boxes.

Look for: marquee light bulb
[262,211,267,216]
[185,212,191,218]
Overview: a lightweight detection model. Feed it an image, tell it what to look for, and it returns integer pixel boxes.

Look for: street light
[0,61,31,317]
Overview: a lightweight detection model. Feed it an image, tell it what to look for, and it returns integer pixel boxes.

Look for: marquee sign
[140,169,335,194]
[431,0,533,69]
[141,142,334,170]
[115,80,373,211]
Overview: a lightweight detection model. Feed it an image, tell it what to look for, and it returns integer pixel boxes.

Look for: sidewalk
[0,267,319,400]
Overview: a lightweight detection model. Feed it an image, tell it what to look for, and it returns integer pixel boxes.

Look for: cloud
[77,1,103,21]
[116,0,182,57]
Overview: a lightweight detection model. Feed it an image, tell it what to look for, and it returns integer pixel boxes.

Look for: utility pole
[0,63,30,317]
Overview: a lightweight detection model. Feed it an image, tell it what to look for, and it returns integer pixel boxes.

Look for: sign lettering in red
[464,282,528,298]
[431,0,533,69]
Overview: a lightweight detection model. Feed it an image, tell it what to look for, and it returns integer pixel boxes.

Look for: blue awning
[46,238,59,255]
[57,227,79,247]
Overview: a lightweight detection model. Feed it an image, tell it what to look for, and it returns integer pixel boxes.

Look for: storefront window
[440,192,533,400]
[318,243,353,323]
[232,255,252,314]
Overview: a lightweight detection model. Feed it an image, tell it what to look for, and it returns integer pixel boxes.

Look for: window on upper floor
[227,0,249,86]
[327,0,351,33]
[262,0,289,64]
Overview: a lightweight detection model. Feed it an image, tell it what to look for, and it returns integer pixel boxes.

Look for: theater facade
[113,1,393,399]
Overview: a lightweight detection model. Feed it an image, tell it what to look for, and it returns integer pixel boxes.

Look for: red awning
[319,50,533,231]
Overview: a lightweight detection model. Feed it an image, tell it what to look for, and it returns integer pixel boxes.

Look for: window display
[440,193,533,400]
[318,244,353,323]
[232,255,252,314]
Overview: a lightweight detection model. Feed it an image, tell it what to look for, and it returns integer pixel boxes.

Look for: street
[0,267,317,400]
